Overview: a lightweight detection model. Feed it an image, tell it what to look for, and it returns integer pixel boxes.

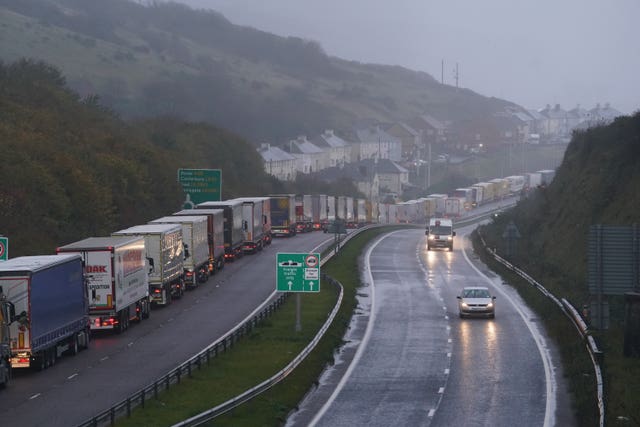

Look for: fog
[175,0,639,114]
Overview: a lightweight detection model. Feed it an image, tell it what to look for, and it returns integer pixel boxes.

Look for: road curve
[295,227,560,427]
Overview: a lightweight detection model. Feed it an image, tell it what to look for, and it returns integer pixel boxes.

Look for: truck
[524,172,542,190]
[345,197,355,226]
[197,200,245,260]
[0,288,16,386]
[173,208,225,273]
[336,196,347,222]
[150,216,210,288]
[310,194,328,230]
[268,194,297,237]
[428,194,448,216]
[231,197,269,253]
[444,197,465,218]
[426,218,456,251]
[295,195,312,233]
[537,169,556,186]
[57,236,151,333]
[113,224,184,305]
[505,175,525,194]
[0,255,90,370]
[325,196,336,230]
[355,198,367,227]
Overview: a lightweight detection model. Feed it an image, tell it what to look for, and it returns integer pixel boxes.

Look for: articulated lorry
[0,255,90,371]
[196,201,245,261]
[173,208,225,273]
[150,216,210,288]
[57,236,151,333]
[113,224,184,305]
[0,287,16,386]
[269,194,297,237]
[232,197,270,253]
[310,194,328,230]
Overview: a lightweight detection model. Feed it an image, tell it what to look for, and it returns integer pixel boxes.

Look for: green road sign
[276,253,320,292]
[0,236,7,261]
[178,169,222,206]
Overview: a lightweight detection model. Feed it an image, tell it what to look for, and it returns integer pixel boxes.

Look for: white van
[426,218,455,251]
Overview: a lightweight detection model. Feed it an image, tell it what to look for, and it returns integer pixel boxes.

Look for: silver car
[457,286,496,318]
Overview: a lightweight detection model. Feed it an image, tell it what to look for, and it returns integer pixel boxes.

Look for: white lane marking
[447,352,452,358]
[167,318,174,322]
[128,342,134,347]
[67,373,78,380]
[444,368,450,375]
[308,232,392,427]
[100,356,109,362]
[444,315,449,320]
[438,387,445,394]
[448,338,452,343]
[29,393,41,400]
[428,409,436,417]
[461,235,556,427]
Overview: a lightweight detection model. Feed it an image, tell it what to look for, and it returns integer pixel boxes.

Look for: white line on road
[438,387,444,394]
[29,393,41,400]
[444,368,450,374]
[67,373,78,380]
[100,356,109,362]
[428,409,436,417]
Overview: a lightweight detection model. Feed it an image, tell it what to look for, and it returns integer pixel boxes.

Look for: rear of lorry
[1,255,90,370]
[57,237,150,333]
[269,194,297,237]
[150,216,210,288]
[113,224,184,306]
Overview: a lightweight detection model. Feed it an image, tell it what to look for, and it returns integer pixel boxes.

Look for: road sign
[277,253,320,292]
[0,236,7,261]
[178,169,222,206]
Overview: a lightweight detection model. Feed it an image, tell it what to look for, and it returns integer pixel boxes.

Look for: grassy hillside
[0,0,519,143]
[478,112,640,424]
[0,59,362,256]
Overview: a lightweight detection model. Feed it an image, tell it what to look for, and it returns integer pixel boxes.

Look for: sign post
[177,169,222,207]
[277,252,321,332]
[0,236,7,261]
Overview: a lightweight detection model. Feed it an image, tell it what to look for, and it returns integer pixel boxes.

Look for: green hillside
[0,0,518,143]
[479,112,640,424]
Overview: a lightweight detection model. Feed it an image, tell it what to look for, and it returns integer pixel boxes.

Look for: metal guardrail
[477,230,605,427]
[77,226,370,427]
[171,226,369,427]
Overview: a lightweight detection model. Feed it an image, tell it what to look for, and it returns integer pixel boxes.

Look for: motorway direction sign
[277,252,320,292]
[0,236,7,261]
[178,169,222,206]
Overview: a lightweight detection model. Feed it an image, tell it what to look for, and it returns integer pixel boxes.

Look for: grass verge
[116,226,401,427]
[471,229,597,426]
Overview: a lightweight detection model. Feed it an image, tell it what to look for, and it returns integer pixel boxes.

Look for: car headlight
[447,236,453,240]
[460,302,468,308]
[428,235,435,240]
[487,302,494,308]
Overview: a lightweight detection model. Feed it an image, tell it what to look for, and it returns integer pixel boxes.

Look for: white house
[311,129,352,167]
[352,126,402,162]
[287,136,329,174]
[257,143,297,181]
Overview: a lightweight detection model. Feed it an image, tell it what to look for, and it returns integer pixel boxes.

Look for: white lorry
[150,216,210,289]
[57,236,151,333]
[232,197,269,253]
[113,224,184,306]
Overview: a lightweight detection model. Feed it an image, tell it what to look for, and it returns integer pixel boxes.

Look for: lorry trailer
[0,255,90,370]
[196,200,245,260]
[57,236,151,333]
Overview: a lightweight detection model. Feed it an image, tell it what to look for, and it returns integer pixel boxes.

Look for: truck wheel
[33,353,45,371]
[68,335,79,356]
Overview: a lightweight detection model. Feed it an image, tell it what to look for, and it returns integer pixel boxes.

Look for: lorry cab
[426,218,455,251]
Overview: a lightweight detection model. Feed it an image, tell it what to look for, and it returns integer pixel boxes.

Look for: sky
[174,0,639,114]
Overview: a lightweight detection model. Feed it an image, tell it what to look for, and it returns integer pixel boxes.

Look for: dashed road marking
[29,393,41,400]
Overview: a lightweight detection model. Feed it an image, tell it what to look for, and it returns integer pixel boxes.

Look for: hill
[0,0,519,143]
[478,112,640,424]
[0,59,363,256]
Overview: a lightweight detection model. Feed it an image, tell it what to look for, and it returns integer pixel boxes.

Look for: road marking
[428,409,436,417]
[308,232,390,427]
[447,352,452,358]
[444,368,450,374]
[167,318,174,322]
[100,356,109,362]
[444,315,449,320]
[461,234,557,427]
[438,387,445,394]
[67,373,78,380]
[128,342,134,347]
[448,338,452,343]
[29,393,41,400]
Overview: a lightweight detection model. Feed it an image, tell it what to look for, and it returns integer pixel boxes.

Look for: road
[291,225,573,427]
[0,231,333,427]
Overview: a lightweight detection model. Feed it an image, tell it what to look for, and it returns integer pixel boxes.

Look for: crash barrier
[477,230,604,427]
[76,225,371,427]
[170,226,371,427]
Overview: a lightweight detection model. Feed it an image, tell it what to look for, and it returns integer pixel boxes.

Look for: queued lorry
[232,197,270,253]
[269,194,297,237]
[173,208,226,273]
[0,255,90,371]
[57,237,151,333]
[197,200,245,260]
[0,287,16,386]
[294,194,313,233]
[310,194,328,231]
[150,216,210,288]
[355,198,367,227]
[113,224,185,305]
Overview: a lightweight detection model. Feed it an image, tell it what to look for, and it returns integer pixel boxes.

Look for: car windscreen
[463,289,490,298]
[429,226,452,235]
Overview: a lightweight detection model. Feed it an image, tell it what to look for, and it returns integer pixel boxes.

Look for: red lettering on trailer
[86,265,107,273]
